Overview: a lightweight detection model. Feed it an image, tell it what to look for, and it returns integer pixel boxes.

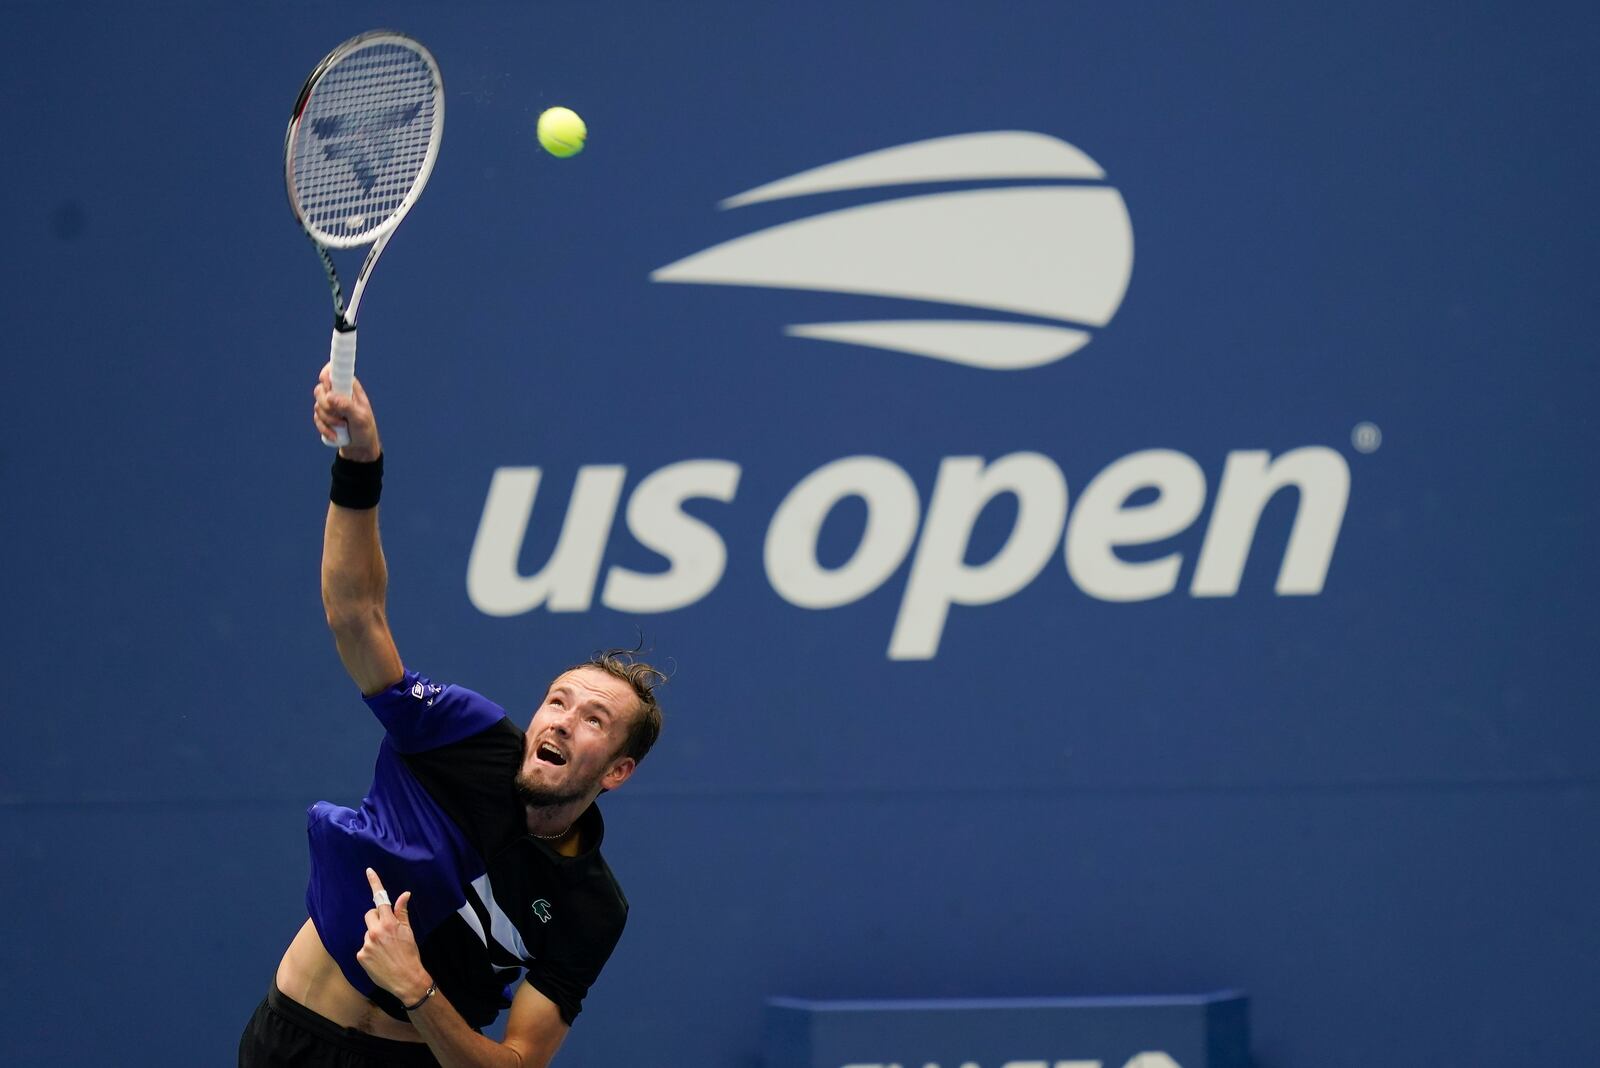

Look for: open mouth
[534,739,568,766]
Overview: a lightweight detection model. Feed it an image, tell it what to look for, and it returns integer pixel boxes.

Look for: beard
[514,765,601,810]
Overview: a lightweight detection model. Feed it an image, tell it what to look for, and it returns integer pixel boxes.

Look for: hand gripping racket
[284,31,445,446]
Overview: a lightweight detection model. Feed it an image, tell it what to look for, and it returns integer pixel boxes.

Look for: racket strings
[292,43,438,242]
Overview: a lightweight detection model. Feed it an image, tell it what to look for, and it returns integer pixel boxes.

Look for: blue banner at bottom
[763,991,1249,1068]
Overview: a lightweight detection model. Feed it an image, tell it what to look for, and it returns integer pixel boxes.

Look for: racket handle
[323,325,358,448]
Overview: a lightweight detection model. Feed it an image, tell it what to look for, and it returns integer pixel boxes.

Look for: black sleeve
[525,905,627,1025]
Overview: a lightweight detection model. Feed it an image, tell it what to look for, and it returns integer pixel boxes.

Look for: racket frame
[283,30,444,445]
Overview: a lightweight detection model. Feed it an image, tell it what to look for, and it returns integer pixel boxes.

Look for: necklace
[531,823,572,841]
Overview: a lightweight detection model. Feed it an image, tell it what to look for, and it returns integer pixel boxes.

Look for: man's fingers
[394,890,412,925]
[366,867,392,912]
[316,366,365,414]
[313,406,345,439]
[313,370,365,416]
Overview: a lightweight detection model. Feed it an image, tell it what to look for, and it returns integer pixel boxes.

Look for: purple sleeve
[363,670,508,753]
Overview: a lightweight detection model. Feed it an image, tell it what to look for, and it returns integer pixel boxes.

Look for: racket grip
[323,326,358,448]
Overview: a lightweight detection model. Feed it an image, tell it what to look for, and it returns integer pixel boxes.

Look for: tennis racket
[285,30,445,446]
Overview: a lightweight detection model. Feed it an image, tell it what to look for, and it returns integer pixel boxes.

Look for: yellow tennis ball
[537,107,587,158]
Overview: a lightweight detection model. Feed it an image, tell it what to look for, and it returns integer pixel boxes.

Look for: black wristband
[330,453,383,509]
[403,983,437,1012]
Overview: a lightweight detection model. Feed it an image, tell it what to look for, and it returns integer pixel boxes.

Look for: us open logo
[466,131,1351,659]
[650,131,1134,370]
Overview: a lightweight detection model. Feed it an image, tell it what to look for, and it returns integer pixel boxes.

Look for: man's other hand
[355,867,431,1006]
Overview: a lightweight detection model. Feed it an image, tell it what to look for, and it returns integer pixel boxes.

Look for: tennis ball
[537,107,587,158]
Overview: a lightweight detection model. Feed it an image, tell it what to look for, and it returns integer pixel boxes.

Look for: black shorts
[239,982,442,1068]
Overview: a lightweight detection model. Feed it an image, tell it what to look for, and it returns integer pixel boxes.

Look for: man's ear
[602,756,637,792]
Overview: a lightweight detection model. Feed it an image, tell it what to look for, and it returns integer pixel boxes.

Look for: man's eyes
[546,697,604,727]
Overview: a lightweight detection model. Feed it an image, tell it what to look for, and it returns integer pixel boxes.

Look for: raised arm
[313,367,404,696]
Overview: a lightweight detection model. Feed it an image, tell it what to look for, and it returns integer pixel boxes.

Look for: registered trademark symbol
[1351,421,1383,453]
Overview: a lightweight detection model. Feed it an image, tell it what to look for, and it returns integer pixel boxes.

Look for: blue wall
[1,2,1595,1065]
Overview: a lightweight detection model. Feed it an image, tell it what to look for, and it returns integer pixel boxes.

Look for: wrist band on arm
[403,984,437,1012]
[330,453,383,509]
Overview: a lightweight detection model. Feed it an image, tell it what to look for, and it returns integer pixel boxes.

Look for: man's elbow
[324,600,387,638]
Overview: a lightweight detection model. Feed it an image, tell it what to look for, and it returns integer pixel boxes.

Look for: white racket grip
[323,326,358,448]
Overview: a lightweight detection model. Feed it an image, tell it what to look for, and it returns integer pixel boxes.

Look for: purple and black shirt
[304,670,627,1028]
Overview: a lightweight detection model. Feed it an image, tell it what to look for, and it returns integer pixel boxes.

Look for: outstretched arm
[314,368,404,696]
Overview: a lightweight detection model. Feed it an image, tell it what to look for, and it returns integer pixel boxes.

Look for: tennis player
[238,368,664,1067]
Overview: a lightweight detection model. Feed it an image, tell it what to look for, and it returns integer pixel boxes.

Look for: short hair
[567,649,666,765]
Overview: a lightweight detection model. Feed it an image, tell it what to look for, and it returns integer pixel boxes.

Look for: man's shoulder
[368,671,513,754]
[584,846,629,915]
[400,713,523,770]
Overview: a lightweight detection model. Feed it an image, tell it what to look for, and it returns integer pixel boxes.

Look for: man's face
[516,667,638,808]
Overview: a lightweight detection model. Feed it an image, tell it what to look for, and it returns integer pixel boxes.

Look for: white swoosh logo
[651,132,1134,370]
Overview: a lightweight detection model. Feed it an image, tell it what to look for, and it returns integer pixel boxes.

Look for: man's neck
[526,802,587,855]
